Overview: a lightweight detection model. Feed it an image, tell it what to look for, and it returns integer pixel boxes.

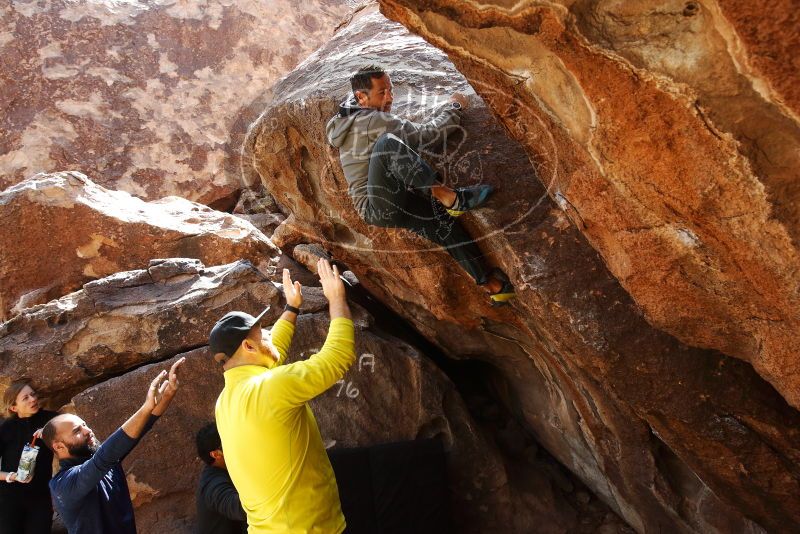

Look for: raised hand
[121,358,184,439]
[144,357,185,415]
[283,268,303,308]
[163,357,185,397]
[317,259,351,320]
[317,258,345,303]
[143,370,168,412]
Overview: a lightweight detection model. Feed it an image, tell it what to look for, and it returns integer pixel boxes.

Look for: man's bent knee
[372,132,405,155]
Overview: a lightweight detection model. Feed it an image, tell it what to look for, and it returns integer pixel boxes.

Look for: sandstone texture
[288,311,517,533]
[377,0,800,412]
[232,187,286,236]
[244,10,800,533]
[0,259,278,403]
[0,0,362,207]
[0,171,277,319]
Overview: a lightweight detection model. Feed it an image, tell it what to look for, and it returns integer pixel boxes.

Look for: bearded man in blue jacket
[41,358,184,534]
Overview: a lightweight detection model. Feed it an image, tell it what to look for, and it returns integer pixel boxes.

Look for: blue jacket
[49,415,158,534]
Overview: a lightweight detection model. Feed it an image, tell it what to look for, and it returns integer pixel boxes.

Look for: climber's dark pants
[362,133,488,284]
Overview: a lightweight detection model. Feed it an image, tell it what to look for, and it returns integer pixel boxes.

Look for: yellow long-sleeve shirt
[215,317,355,533]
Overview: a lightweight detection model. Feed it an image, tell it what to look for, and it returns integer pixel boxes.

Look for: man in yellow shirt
[211,258,355,533]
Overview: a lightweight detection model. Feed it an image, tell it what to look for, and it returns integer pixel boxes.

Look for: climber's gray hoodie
[325,97,461,218]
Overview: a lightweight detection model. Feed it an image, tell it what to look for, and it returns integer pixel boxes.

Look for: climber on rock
[326,64,515,305]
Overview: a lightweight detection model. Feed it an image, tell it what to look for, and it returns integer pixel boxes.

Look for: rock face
[0,259,278,403]
[70,299,530,533]
[376,0,800,412]
[0,0,360,207]
[232,187,286,236]
[287,312,516,533]
[0,172,278,319]
[244,9,800,533]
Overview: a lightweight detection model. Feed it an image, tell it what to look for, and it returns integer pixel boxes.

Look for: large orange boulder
[243,9,800,533]
[378,0,800,412]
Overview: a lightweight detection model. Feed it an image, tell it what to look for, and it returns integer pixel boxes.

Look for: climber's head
[351,64,393,112]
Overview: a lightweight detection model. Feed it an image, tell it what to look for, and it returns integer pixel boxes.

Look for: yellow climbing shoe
[446,184,494,217]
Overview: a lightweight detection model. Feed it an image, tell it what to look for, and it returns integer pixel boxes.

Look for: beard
[68,439,99,459]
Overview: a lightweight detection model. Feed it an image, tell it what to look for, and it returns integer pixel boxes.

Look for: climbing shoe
[446,184,494,217]
[488,269,516,306]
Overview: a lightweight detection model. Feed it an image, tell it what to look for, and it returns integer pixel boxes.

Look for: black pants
[362,133,487,284]
[0,491,52,534]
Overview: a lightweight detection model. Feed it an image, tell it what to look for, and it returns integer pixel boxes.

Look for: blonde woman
[0,380,58,534]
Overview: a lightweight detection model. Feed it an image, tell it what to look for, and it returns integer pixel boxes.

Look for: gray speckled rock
[0,0,361,207]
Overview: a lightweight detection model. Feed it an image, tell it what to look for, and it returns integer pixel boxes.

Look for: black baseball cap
[208,307,270,358]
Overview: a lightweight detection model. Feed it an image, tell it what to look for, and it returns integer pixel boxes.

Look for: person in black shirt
[195,422,246,534]
[0,380,59,534]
